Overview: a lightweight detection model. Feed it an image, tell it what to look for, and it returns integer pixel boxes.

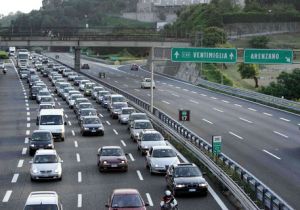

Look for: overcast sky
[0,0,42,16]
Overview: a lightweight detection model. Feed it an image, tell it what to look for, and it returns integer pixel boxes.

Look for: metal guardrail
[51,57,293,210]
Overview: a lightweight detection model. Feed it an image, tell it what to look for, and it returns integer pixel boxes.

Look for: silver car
[130,119,153,142]
[137,130,166,155]
[23,191,63,210]
[118,107,135,124]
[30,149,63,181]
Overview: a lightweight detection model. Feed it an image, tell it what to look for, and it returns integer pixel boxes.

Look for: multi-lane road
[0,60,231,209]
[47,53,300,209]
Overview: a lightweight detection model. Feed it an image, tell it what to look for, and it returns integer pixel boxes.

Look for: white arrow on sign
[229,52,234,60]
[285,57,291,63]
[174,51,179,59]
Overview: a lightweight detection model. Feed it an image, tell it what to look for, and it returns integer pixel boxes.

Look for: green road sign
[171,48,237,63]
[244,49,293,64]
[179,109,190,121]
[212,136,222,155]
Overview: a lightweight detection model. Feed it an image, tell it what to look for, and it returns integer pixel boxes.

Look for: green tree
[237,63,260,88]
[249,36,270,48]
[203,27,226,47]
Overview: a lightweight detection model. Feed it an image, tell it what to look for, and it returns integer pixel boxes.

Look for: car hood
[32,163,61,171]
[100,156,126,162]
[140,141,166,148]
[83,124,102,128]
[149,157,179,167]
[174,176,206,184]
[119,114,130,118]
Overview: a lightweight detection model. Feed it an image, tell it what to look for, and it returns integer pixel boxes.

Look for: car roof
[113,188,140,195]
[141,129,159,134]
[122,107,134,110]
[151,145,172,150]
[82,116,99,119]
[131,113,146,116]
[173,163,196,168]
[134,119,150,123]
[101,146,122,150]
[80,108,96,111]
[26,191,58,205]
[32,130,52,134]
[40,109,63,115]
[35,149,57,155]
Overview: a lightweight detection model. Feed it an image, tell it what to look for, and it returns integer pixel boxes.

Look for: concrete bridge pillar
[74,47,81,71]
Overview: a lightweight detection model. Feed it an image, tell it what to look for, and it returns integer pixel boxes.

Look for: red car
[131,64,139,71]
[105,188,149,210]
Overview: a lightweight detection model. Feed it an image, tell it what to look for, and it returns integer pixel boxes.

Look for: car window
[152,149,176,158]
[24,204,58,210]
[33,155,58,164]
[134,122,152,129]
[83,118,100,124]
[142,133,163,141]
[80,104,93,109]
[113,103,127,109]
[112,96,126,103]
[31,132,51,141]
[100,148,123,156]
[122,109,134,114]
[174,167,202,178]
[111,194,143,208]
[40,115,63,125]
[81,110,97,116]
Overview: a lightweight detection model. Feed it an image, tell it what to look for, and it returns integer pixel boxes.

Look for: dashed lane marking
[27,112,30,116]
[76,153,81,162]
[24,137,29,144]
[263,149,281,160]
[121,140,126,147]
[202,119,213,124]
[113,129,118,135]
[99,113,103,117]
[2,190,12,203]
[234,104,242,107]
[189,100,199,104]
[137,170,144,181]
[248,108,257,112]
[280,118,290,122]
[162,100,170,105]
[239,117,253,124]
[210,97,217,100]
[11,174,19,183]
[68,121,72,126]
[146,193,153,206]
[27,117,30,122]
[26,103,29,107]
[27,123,30,128]
[183,89,189,92]
[128,153,135,161]
[22,148,27,155]
[72,130,75,136]
[77,194,82,208]
[229,131,244,140]
[263,112,273,116]
[74,141,78,148]
[213,108,224,113]
[171,93,179,97]
[26,107,30,111]
[65,114,68,118]
[78,172,82,183]
[273,131,288,139]
[26,130,30,135]
[222,100,229,103]
[200,94,207,97]
[106,121,111,125]
[17,159,24,168]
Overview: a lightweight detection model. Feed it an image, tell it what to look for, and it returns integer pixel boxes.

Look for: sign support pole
[150,47,154,114]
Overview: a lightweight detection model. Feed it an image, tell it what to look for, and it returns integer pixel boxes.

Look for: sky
[0,0,42,16]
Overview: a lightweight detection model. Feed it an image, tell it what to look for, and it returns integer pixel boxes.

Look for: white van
[37,109,66,141]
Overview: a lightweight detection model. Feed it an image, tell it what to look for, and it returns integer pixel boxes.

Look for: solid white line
[273,131,288,139]
[2,190,12,202]
[263,112,273,116]
[26,107,29,111]
[121,140,127,147]
[26,130,30,135]
[113,129,118,135]
[172,93,179,97]
[76,153,81,162]
[25,103,29,107]
[99,113,103,117]
[128,153,135,161]
[65,114,68,118]
[27,123,30,128]
[106,121,111,125]
[239,117,253,124]
[263,149,281,160]
[68,121,72,126]
[222,100,229,103]
[280,117,290,122]
[183,88,189,91]
[145,193,153,206]
[11,174,19,183]
[162,100,170,105]
[25,137,29,144]
[210,97,217,100]
[17,159,24,168]
[200,93,207,97]
[208,185,229,210]
[27,117,30,122]
[72,130,75,136]
[248,108,257,112]
[22,148,27,155]
[77,194,82,208]
[74,141,78,148]
[189,100,199,104]
[229,131,244,140]
[78,172,82,183]
[27,112,30,116]
[202,119,213,124]
[213,108,224,113]
[136,170,144,181]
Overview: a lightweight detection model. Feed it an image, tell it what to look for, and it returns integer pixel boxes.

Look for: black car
[80,116,104,136]
[74,76,85,86]
[165,163,208,196]
[29,130,54,156]
[30,86,42,100]
[131,64,138,71]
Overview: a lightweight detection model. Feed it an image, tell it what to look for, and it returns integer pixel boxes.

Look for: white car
[141,78,155,89]
[24,191,63,210]
[79,80,90,91]
[130,119,153,142]
[118,107,135,124]
[146,145,180,174]
[138,130,166,155]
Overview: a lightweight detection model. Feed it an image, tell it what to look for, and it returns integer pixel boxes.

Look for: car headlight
[84,127,89,130]
[103,161,108,164]
[175,184,185,188]
[48,144,53,148]
[32,169,39,174]
[154,164,159,167]
[199,183,208,187]
[121,160,125,164]
[30,144,35,148]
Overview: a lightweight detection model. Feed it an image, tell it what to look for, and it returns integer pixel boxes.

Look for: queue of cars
[19,55,208,210]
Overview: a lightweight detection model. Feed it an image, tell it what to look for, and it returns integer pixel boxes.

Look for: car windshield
[40,97,53,103]
[31,132,51,141]
[40,105,53,110]
[24,204,58,210]
[111,194,143,208]
[134,122,152,129]
[122,109,134,114]
[94,87,103,92]
[71,95,81,100]
[112,96,126,103]
[131,114,147,121]
[142,133,163,141]
[79,104,93,109]
[83,118,100,124]
[85,84,93,88]
[99,91,109,96]
[33,155,58,164]
[40,115,63,125]
[81,110,97,116]
[39,91,50,96]
[174,167,202,178]
[100,148,123,156]
[152,149,176,158]
[113,103,127,109]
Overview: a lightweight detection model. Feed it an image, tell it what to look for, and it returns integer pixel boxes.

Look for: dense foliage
[249,36,270,48]
[0,51,9,59]
[238,63,260,88]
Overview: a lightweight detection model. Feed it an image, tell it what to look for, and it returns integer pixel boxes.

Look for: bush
[200,64,233,86]
[0,51,9,59]
[249,36,270,48]
[203,27,226,47]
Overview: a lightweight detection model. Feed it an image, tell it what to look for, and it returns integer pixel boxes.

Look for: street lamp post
[84,14,89,29]
[150,47,154,113]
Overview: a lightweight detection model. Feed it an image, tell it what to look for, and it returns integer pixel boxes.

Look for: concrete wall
[122,12,177,23]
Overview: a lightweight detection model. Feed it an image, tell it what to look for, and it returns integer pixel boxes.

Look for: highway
[47,52,300,208]
[0,60,230,209]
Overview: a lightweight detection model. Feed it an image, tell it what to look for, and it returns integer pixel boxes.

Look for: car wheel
[61,137,65,141]
[149,166,153,175]
[100,131,104,136]
[30,176,35,182]
[58,176,62,181]
[137,146,140,151]
[29,150,35,156]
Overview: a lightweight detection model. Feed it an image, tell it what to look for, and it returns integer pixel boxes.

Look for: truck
[8,47,16,56]
[17,49,29,69]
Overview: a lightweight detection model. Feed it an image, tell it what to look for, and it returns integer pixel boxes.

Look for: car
[96,91,110,104]
[78,80,90,91]
[137,130,166,155]
[83,82,95,96]
[73,76,86,86]
[73,98,90,113]
[80,116,104,136]
[81,63,90,69]
[105,189,149,210]
[36,103,55,123]
[129,119,153,142]
[78,108,99,122]
[62,68,72,77]
[165,163,208,196]
[107,94,127,111]
[101,94,111,108]
[36,89,51,103]
[91,86,105,100]
[127,113,148,131]
[30,149,63,181]
[97,146,128,172]
[118,107,135,124]
[146,146,180,174]
[56,82,71,97]
[30,85,43,100]
[29,130,54,156]
[23,191,63,210]
[39,96,55,107]
[74,102,94,116]
[68,94,83,108]
[61,87,75,100]
[141,78,155,89]
[131,64,139,71]
[110,102,128,119]
[67,72,78,81]
[20,69,30,79]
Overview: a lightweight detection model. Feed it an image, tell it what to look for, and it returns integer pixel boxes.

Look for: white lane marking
[106,121,111,125]
[273,131,288,139]
[25,103,29,107]
[128,153,135,161]
[200,93,207,97]
[121,140,126,147]
[229,132,244,140]
[175,86,180,89]
[27,112,30,116]
[65,114,68,118]
[208,185,229,210]
[74,141,78,148]
[192,91,197,94]
[134,89,140,92]
[23,92,26,96]
[263,112,273,116]
[24,95,27,99]
[2,190,12,202]
[213,108,224,113]
[78,172,82,183]
[27,117,30,122]
[210,97,217,100]
[99,113,103,117]
[146,193,154,207]
[172,93,180,97]
[202,119,213,124]
[239,117,253,124]
[25,99,28,103]
[25,137,29,144]
[77,194,82,208]
[183,88,189,92]
[17,159,24,168]
[11,174,19,183]
[27,123,30,128]
[162,82,167,85]
[123,84,129,87]
[234,104,242,107]
[189,100,199,104]
[147,94,151,97]
[58,102,61,106]
[136,170,144,181]
[263,150,281,160]
[26,130,30,135]
[222,100,229,103]
[162,100,170,105]
[113,129,118,135]
[72,130,75,136]
[280,118,290,122]
[114,80,119,83]
[68,121,72,126]
[76,153,81,162]
[248,108,257,112]
[26,107,30,111]
[168,84,174,87]
[22,148,27,155]
[55,98,58,101]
